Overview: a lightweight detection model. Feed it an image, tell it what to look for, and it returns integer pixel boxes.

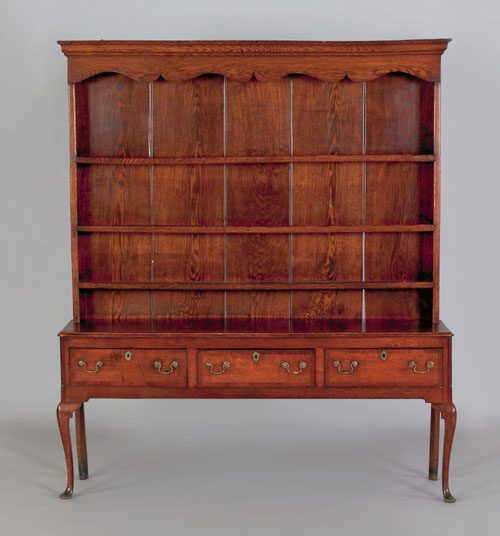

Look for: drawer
[325,348,442,387]
[197,349,315,387]
[69,348,187,387]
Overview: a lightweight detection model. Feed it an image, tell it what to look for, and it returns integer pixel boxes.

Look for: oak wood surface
[59,40,451,84]
[58,40,455,502]
[325,348,442,386]
[69,348,187,387]
[75,155,435,164]
[197,349,315,387]
[77,224,435,234]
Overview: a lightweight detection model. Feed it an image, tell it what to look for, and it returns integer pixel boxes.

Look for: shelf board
[75,154,435,165]
[79,281,434,291]
[77,225,435,234]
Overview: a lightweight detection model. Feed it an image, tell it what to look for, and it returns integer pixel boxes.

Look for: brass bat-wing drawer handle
[332,360,358,374]
[408,360,434,374]
[154,360,178,375]
[78,360,103,374]
[206,361,230,375]
[281,361,307,374]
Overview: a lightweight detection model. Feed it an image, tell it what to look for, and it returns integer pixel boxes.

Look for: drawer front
[197,349,315,387]
[325,348,442,387]
[69,348,187,387]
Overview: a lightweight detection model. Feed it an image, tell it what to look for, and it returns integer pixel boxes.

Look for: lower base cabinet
[57,325,456,503]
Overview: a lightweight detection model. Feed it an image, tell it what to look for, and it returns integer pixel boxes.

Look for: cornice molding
[58,40,451,83]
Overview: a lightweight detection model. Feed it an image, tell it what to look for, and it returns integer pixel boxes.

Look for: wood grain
[226,235,289,282]
[226,291,289,330]
[292,234,362,281]
[366,73,434,154]
[153,76,224,156]
[79,290,151,320]
[69,348,187,387]
[61,42,450,84]
[153,165,224,225]
[292,290,363,320]
[76,155,435,165]
[58,41,454,503]
[293,77,363,155]
[78,234,151,282]
[59,39,452,57]
[75,74,149,156]
[154,291,224,322]
[325,348,442,386]
[365,233,433,281]
[197,349,315,387]
[365,290,433,321]
[226,78,290,156]
[154,235,224,282]
[78,282,433,291]
[77,165,150,225]
[227,164,289,226]
[365,163,434,224]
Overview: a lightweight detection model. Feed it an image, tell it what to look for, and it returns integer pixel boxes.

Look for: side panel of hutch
[57,40,455,502]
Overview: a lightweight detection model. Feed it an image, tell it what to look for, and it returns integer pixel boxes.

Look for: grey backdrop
[1,1,499,534]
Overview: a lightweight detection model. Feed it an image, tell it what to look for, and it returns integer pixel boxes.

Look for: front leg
[75,404,88,480]
[57,402,81,499]
[429,404,440,480]
[439,402,457,503]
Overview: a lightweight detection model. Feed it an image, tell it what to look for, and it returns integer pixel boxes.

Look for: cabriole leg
[439,402,457,503]
[429,404,440,480]
[57,402,81,499]
[75,404,88,480]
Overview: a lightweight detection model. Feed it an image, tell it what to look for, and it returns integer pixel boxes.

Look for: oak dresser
[57,39,456,502]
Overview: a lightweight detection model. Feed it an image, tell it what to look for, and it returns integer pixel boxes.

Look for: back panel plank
[366,163,433,224]
[78,234,151,282]
[293,77,363,155]
[226,291,290,330]
[226,77,291,324]
[292,290,363,320]
[75,74,149,157]
[153,165,224,225]
[154,235,225,282]
[227,164,289,226]
[293,164,363,225]
[292,234,362,281]
[365,290,433,321]
[227,235,289,282]
[153,76,224,157]
[226,78,290,156]
[154,291,224,324]
[80,290,151,320]
[366,73,434,154]
[365,233,433,282]
[293,77,363,227]
[77,165,150,225]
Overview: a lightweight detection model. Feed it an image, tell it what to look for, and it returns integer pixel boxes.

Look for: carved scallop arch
[67,62,441,84]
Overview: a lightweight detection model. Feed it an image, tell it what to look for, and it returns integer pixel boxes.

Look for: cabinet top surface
[59,320,452,338]
[58,39,451,56]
